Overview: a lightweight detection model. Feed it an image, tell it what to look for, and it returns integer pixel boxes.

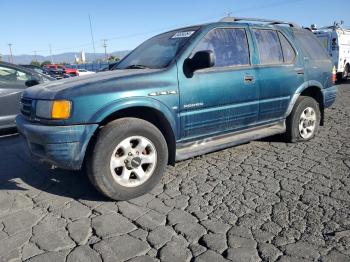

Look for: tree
[0,53,2,62]
[30,60,41,67]
[108,55,120,62]
[41,60,51,67]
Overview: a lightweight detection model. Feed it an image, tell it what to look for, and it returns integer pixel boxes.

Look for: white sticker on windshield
[172,31,195,38]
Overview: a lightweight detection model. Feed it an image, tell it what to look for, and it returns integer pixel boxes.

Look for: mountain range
[0,50,130,64]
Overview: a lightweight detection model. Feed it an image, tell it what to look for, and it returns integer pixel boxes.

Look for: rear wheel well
[96,107,176,166]
[300,86,324,125]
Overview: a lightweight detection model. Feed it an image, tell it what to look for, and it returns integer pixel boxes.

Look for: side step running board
[176,121,286,162]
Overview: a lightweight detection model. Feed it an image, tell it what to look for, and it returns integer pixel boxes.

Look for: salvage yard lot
[0,83,349,262]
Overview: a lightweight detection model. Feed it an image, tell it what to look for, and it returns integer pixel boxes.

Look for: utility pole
[88,15,97,62]
[49,44,54,64]
[33,50,38,62]
[8,43,14,63]
[102,39,108,61]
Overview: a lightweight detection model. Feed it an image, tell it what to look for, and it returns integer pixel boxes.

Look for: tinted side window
[278,32,296,63]
[253,29,283,65]
[295,31,329,60]
[193,28,250,67]
[0,66,31,88]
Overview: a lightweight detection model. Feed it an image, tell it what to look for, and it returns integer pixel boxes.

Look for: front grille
[20,98,33,117]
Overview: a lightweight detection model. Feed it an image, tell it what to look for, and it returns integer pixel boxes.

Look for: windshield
[116,28,199,69]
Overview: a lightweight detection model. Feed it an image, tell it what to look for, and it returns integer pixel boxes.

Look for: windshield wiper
[124,64,149,69]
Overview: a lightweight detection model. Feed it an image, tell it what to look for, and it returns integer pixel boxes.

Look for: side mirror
[183,50,215,78]
[25,79,40,87]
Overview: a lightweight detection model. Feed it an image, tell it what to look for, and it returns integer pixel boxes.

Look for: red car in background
[43,64,78,76]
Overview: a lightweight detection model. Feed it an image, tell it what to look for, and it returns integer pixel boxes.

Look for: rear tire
[343,64,349,80]
[337,65,349,82]
[285,96,321,143]
[336,72,343,82]
[86,118,168,201]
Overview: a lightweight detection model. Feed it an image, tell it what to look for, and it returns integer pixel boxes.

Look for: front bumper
[16,115,98,170]
[322,85,337,108]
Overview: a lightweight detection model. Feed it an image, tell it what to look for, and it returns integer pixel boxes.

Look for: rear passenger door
[251,28,304,122]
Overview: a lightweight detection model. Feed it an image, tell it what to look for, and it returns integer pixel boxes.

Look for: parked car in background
[43,64,78,77]
[310,22,350,81]
[20,64,45,75]
[41,66,67,80]
[0,61,53,130]
[17,17,336,200]
[77,69,95,76]
[48,69,66,80]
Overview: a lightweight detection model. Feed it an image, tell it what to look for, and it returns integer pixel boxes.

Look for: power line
[230,0,304,15]
[104,0,304,42]
[11,0,304,56]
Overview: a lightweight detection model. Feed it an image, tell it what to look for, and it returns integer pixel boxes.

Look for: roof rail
[319,23,346,31]
[219,16,299,28]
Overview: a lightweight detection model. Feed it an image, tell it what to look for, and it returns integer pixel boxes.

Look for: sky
[0,0,349,56]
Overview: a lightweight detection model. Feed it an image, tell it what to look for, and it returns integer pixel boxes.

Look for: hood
[24,69,162,99]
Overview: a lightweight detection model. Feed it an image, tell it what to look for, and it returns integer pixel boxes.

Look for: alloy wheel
[109,136,157,187]
[299,107,317,139]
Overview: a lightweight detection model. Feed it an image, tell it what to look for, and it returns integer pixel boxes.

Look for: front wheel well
[96,107,176,166]
[300,86,324,126]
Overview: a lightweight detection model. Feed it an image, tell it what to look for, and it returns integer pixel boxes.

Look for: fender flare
[89,97,177,138]
[284,80,323,118]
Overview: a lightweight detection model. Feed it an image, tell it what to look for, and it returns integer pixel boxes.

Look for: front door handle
[244,75,255,84]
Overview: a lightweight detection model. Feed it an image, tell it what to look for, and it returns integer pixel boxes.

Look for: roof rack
[219,16,300,28]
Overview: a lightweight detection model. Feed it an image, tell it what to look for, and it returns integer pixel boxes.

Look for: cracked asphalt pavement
[0,83,349,262]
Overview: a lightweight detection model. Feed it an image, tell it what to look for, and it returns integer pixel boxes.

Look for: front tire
[87,118,168,201]
[285,96,321,143]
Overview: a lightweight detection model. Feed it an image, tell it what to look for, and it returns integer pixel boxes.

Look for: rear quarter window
[295,31,330,60]
[278,32,296,63]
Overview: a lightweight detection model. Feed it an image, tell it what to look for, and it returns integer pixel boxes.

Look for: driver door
[178,27,259,141]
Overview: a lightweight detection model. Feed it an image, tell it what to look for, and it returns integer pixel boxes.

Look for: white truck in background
[309,22,350,81]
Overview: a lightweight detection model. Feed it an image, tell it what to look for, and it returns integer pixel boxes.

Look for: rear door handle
[295,69,305,75]
[244,75,255,84]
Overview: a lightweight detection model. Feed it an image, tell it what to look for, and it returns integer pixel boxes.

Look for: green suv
[16,17,337,200]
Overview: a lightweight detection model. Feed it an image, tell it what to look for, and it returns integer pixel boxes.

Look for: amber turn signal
[51,100,71,119]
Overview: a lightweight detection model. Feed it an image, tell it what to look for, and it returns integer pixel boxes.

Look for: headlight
[36,100,52,119]
[36,100,72,120]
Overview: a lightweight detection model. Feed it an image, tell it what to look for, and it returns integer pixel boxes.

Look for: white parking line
[0,133,19,139]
